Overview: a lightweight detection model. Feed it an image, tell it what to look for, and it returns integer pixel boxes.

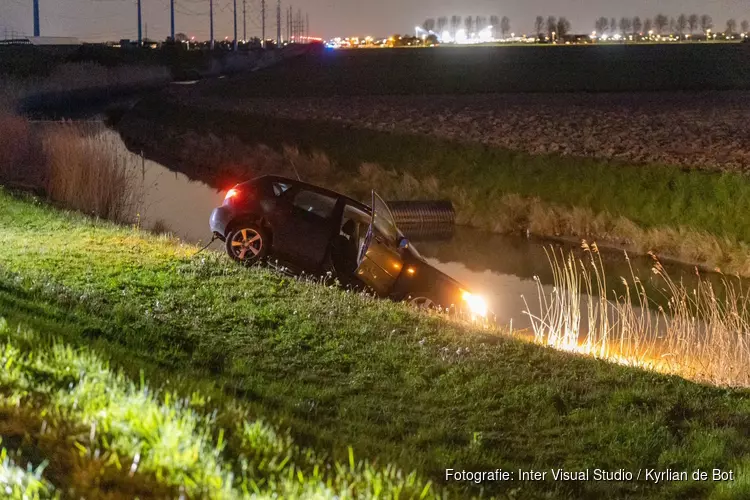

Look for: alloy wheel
[230,228,263,261]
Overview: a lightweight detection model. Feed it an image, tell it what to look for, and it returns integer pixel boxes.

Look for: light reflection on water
[138,158,226,245]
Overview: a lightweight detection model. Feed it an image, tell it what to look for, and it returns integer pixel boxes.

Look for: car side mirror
[398,237,409,249]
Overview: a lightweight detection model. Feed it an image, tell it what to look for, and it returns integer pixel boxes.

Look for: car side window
[272,182,292,197]
[292,190,337,219]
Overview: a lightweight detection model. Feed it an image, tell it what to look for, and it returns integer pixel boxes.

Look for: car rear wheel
[408,295,438,310]
[226,223,269,264]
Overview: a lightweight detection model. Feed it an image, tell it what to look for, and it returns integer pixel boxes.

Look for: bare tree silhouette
[620,17,632,36]
[688,14,699,33]
[595,17,608,34]
[490,15,500,38]
[677,14,688,36]
[450,16,462,36]
[633,16,642,34]
[534,16,544,37]
[501,16,511,37]
[654,14,668,34]
[546,15,557,39]
[437,17,448,34]
[464,16,474,35]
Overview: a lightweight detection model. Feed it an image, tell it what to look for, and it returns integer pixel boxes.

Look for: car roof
[244,175,371,212]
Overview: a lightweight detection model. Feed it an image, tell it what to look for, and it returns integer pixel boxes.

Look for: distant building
[29,36,80,46]
[0,36,80,46]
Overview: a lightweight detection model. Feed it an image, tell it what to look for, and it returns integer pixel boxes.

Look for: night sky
[1,0,748,41]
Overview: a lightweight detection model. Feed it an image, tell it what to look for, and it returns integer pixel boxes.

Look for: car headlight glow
[461,290,488,318]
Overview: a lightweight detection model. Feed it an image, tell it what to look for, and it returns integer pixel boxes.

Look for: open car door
[355,191,405,296]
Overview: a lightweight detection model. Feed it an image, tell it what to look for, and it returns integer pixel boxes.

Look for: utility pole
[33,0,40,37]
[306,12,309,41]
[242,0,246,41]
[209,0,214,49]
[137,0,142,44]
[170,0,175,39]
[276,0,281,44]
[261,0,266,47]
[233,0,238,50]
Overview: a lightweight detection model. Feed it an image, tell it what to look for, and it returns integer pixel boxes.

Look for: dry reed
[43,124,143,223]
[524,242,750,387]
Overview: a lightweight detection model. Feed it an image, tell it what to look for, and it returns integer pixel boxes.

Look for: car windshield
[371,191,401,244]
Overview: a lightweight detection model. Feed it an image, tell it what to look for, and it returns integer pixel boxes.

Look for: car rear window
[293,190,337,219]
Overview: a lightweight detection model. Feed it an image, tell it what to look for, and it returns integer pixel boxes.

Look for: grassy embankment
[120,95,750,276]
[3,183,750,497]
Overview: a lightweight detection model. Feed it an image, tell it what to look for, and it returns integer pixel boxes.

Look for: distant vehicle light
[406,267,416,276]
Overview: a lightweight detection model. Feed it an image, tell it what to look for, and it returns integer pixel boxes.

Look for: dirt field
[179,90,750,172]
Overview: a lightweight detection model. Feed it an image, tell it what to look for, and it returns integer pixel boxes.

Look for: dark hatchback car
[209,175,488,317]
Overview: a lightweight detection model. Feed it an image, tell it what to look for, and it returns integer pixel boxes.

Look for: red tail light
[224,188,239,202]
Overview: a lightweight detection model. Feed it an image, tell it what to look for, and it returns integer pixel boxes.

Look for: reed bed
[524,242,750,387]
[43,124,143,223]
[0,112,143,224]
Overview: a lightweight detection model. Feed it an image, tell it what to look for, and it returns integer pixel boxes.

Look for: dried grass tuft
[43,124,143,223]
[525,244,750,387]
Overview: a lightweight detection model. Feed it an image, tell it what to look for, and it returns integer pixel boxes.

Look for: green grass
[0,319,434,499]
[3,189,750,498]
[127,96,750,244]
